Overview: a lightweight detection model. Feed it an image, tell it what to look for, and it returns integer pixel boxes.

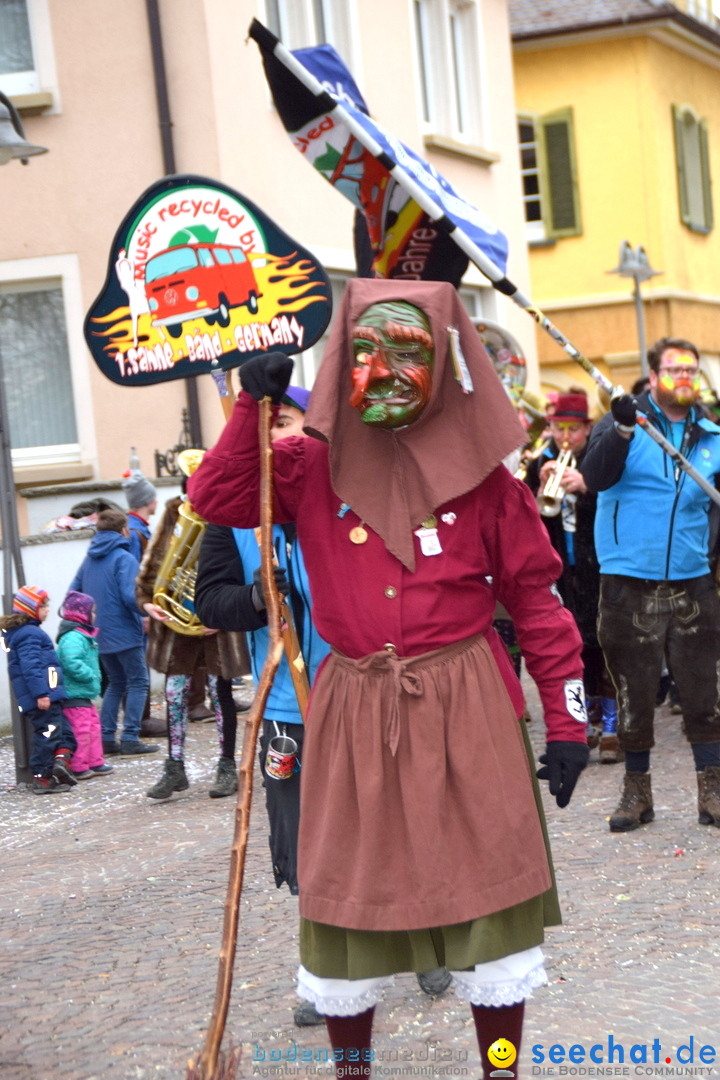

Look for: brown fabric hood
[304,279,526,571]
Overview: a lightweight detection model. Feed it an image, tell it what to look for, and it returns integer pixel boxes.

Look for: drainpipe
[145,0,203,448]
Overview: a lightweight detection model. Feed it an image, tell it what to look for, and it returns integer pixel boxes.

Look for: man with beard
[188,279,589,1080]
[581,337,720,832]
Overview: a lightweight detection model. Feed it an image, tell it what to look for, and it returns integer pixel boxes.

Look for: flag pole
[248,19,720,508]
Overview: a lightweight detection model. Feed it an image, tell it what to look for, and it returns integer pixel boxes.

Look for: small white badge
[441,512,457,525]
[414,527,443,556]
[564,679,587,724]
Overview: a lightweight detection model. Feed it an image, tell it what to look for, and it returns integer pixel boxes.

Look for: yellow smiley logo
[488,1038,517,1068]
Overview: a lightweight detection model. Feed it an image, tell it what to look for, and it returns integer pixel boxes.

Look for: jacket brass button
[383,643,397,653]
[384,586,397,599]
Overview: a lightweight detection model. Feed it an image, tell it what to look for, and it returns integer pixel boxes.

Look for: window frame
[412,0,485,146]
[518,108,582,241]
[673,103,713,235]
[263,0,358,72]
[0,0,59,108]
[0,254,97,470]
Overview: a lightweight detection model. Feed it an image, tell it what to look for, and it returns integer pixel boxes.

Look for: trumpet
[537,441,576,517]
[514,435,551,482]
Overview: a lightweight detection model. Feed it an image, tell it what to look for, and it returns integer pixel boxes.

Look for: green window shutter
[673,104,691,226]
[538,107,582,238]
[673,104,713,234]
[700,119,713,233]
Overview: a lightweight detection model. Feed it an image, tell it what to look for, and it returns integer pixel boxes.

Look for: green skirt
[299,719,560,979]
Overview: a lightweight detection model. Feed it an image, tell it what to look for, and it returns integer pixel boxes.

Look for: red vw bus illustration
[144,243,261,338]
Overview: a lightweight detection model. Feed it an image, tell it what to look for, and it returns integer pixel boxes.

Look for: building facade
[1,0,535,535]
[510,0,720,404]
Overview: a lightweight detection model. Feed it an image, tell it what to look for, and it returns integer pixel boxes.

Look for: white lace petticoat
[297,946,546,1015]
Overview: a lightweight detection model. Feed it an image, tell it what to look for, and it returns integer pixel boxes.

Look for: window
[517,109,582,241]
[0,0,58,102]
[673,104,713,234]
[264,0,355,66]
[0,256,93,469]
[413,0,483,143]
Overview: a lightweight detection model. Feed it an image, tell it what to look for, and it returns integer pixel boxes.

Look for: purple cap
[282,385,310,413]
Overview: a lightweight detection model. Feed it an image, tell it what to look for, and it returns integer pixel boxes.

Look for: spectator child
[0,585,78,794]
[56,590,113,779]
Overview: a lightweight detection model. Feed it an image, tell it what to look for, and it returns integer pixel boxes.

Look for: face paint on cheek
[659,374,675,391]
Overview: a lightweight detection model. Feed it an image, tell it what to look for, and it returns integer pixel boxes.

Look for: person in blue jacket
[582,337,720,832]
[1,585,78,793]
[194,387,329,898]
[69,509,158,757]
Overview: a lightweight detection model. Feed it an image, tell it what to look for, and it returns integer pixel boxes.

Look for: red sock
[471,1000,525,1079]
[324,1006,374,1079]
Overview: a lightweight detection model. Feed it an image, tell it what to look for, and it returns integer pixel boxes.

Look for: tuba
[537,441,576,517]
[152,449,208,635]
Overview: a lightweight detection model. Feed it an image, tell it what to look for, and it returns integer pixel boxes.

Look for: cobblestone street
[2,676,719,1080]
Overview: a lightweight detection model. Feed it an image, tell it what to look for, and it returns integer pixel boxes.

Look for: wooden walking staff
[187,396,285,1080]
[253,526,311,718]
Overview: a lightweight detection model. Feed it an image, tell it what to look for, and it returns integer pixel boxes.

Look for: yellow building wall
[513,30,720,396]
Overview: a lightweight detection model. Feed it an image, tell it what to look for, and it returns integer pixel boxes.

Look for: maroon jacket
[189,392,586,743]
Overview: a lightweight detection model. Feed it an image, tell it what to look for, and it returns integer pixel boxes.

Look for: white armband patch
[564,679,587,724]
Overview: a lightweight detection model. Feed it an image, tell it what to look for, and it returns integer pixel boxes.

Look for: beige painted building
[1,0,535,537]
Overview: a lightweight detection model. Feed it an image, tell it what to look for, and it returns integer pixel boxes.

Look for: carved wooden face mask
[350,300,434,429]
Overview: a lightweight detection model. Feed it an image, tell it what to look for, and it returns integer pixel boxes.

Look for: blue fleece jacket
[582,393,720,580]
[2,620,67,713]
[69,531,144,654]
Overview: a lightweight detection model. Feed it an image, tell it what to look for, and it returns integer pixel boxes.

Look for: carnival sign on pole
[84,174,332,386]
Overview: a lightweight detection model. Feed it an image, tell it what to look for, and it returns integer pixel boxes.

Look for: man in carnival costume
[188,279,589,1079]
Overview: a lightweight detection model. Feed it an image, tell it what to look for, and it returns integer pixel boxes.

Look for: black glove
[239,352,294,404]
[251,564,290,611]
[610,391,638,428]
[536,741,589,808]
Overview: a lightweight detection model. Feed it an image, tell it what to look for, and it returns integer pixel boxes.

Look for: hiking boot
[609,772,654,832]
[209,756,238,799]
[30,776,72,794]
[52,751,78,787]
[140,715,167,736]
[146,758,189,800]
[102,740,121,755]
[599,733,623,765]
[416,967,452,997]
[120,740,159,755]
[189,703,214,722]
[697,765,720,827]
[293,1000,324,1026]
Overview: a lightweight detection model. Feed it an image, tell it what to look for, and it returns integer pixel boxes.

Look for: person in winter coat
[188,281,588,1079]
[1,585,78,794]
[68,509,158,756]
[136,489,249,801]
[56,590,113,779]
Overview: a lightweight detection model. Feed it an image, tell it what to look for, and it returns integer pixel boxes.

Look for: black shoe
[293,1001,324,1026]
[416,967,452,997]
[30,776,72,794]
[120,740,160,755]
[102,741,122,755]
[52,755,78,787]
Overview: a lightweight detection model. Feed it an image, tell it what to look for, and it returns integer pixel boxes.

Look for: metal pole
[0,345,31,784]
[633,277,649,379]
